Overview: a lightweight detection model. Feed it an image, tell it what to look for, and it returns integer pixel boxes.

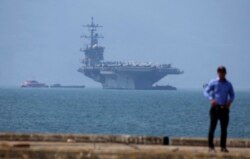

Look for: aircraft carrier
[78,17,183,90]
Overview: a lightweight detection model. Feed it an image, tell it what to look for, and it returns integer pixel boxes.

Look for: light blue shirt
[204,78,235,105]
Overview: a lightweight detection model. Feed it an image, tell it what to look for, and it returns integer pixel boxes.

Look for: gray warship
[78,17,183,90]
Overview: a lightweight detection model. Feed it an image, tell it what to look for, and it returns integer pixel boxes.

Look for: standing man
[204,66,235,153]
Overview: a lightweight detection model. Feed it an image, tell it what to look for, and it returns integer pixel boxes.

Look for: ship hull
[79,67,181,90]
[21,85,48,88]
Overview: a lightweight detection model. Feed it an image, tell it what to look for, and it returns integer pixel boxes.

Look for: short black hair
[217,66,227,73]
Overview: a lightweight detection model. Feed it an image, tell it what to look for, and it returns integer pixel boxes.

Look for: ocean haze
[0,0,250,89]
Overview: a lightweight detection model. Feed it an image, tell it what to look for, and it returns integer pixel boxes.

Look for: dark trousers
[208,106,229,148]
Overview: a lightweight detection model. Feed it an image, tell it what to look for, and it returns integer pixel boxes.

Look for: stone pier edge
[0,133,249,148]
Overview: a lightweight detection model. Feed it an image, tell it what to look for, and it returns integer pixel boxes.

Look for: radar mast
[81,17,105,65]
[81,17,103,47]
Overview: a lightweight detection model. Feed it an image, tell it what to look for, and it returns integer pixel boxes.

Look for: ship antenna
[81,17,104,47]
[91,16,94,25]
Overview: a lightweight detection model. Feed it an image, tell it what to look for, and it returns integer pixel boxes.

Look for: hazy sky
[0,0,249,89]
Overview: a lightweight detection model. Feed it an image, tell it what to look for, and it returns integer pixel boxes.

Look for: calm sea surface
[0,88,249,138]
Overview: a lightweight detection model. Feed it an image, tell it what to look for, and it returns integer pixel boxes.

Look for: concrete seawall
[0,133,250,159]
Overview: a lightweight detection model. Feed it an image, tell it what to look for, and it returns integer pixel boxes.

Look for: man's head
[217,66,227,80]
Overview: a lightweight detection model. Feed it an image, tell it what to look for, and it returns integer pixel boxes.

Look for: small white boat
[21,80,48,88]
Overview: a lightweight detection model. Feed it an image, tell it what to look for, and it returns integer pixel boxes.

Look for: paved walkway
[1,141,250,159]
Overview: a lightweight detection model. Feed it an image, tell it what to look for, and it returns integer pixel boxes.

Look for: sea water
[0,87,249,138]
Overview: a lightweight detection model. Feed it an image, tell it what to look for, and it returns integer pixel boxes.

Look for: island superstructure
[78,17,183,90]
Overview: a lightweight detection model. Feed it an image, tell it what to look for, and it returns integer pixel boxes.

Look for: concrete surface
[0,133,249,159]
